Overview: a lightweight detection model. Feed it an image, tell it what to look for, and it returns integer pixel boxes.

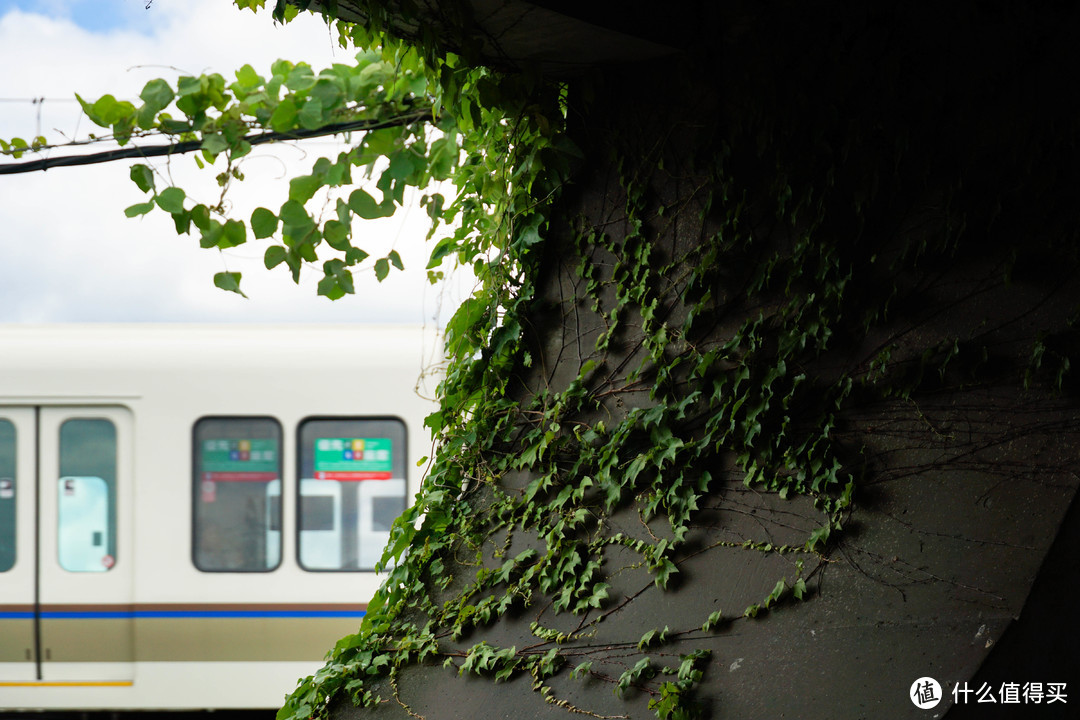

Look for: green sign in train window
[313,438,394,480]
[199,438,280,477]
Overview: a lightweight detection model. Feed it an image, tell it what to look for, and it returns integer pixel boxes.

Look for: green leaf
[199,221,223,249]
[172,209,191,235]
[387,151,414,181]
[176,75,204,97]
[264,245,287,269]
[388,250,403,270]
[445,296,489,358]
[652,557,679,589]
[251,207,279,239]
[297,97,325,130]
[124,201,156,218]
[318,258,354,300]
[427,237,457,269]
[363,126,398,157]
[356,61,391,92]
[159,117,192,134]
[347,188,393,219]
[297,236,320,262]
[323,220,350,250]
[571,662,593,679]
[111,114,136,146]
[139,78,175,111]
[289,174,324,204]
[807,524,831,552]
[77,93,134,128]
[514,219,544,250]
[234,63,262,90]
[270,97,298,132]
[130,164,155,193]
[317,274,345,300]
[347,188,377,217]
[190,204,211,231]
[637,628,658,650]
[374,257,390,282]
[324,153,351,186]
[279,199,313,229]
[155,187,186,214]
[310,77,343,109]
[220,219,247,248]
[2,137,27,159]
[284,64,316,91]
[213,271,247,297]
[765,579,786,606]
[346,247,369,265]
[428,136,457,180]
[201,133,229,156]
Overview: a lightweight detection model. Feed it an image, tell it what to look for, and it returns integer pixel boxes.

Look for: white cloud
[0,1,471,324]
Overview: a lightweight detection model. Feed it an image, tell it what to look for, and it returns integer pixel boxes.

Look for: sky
[0,0,470,324]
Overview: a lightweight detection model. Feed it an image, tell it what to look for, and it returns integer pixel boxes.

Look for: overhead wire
[0,109,433,175]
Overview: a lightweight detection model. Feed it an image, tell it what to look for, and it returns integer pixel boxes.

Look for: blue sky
[0,1,468,324]
[0,0,158,34]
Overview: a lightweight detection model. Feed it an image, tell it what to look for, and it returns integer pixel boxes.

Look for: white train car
[0,324,438,712]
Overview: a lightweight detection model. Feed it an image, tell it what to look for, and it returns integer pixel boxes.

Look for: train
[0,324,439,713]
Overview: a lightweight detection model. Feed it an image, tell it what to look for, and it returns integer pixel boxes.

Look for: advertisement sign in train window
[193,417,282,572]
[314,438,393,480]
[297,419,406,571]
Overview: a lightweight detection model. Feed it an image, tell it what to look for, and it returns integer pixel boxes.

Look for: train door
[0,408,35,683]
[0,406,134,685]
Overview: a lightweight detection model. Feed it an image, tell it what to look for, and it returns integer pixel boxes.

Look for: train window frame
[57,417,118,573]
[191,416,284,574]
[0,418,15,573]
[295,416,408,573]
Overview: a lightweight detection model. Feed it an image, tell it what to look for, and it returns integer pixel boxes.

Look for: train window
[0,419,15,573]
[297,418,407,571]
[193,417,282,572]
[57,418,117,573]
